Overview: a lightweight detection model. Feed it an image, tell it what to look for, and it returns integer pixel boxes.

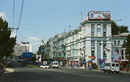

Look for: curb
[120,71,130,74]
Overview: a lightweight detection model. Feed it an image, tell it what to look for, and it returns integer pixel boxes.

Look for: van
[104,62,120,73]
[52,61,59,68]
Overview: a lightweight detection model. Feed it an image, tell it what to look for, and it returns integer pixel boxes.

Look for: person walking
[126,65,129,72]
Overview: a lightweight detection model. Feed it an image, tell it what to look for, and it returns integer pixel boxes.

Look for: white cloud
[0,12,6,19]
[31,41,40,45]
[30,41,41,52]
[27,36,41,41]
[26,36,41,52]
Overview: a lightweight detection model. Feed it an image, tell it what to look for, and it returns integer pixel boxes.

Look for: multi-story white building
[13,42,32,56]
[80,11,112,66]
[45,11,129,68]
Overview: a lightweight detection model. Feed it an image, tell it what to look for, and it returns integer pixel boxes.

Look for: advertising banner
[36,55,42,62]
[99,59,105,71]
[88,11,110,20]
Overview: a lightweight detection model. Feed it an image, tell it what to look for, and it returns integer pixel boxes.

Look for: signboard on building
[22,52,33,58]
[88,11,110,20]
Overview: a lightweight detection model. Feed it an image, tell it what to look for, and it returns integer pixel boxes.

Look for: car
[52,61,59,68]
[104,62,120,73]
[7,59,13,66]
[40,65,50,69]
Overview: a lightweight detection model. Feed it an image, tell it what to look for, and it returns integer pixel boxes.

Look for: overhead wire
[12,0,15,29]
[17,0,24,29]
[16,0,24,36]
[8,15,80,19]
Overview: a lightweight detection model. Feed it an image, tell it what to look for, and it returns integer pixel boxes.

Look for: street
[0,63,130,82]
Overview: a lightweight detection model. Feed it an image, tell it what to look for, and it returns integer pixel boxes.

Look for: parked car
[104,62,120,73]
[7,59,13,66]
[52,61,59,68]
[40,65,50,69]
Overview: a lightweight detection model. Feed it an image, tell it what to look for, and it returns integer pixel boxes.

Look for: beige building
[13,42,32,56]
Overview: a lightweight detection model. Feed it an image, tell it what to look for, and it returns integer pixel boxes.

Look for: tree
[111,22,129,35]
[0,17,16,60]
[111,22,119,35]
[125,34,130,61]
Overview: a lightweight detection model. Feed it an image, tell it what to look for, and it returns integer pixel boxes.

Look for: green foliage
[45,54,49,59]
[125,34,130,61]
[0,17,16,59]
[111,22,129,35]
[10,54,17,59]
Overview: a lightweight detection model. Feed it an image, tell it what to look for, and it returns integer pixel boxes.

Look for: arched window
[118,41,120,45]
[114,41,116,45]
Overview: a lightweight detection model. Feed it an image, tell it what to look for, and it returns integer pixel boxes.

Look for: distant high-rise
[13,42,32,56]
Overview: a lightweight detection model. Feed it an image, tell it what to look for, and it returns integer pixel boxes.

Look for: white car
[40,65,50,69]
[52,61,59,68]
[104,62,120,73]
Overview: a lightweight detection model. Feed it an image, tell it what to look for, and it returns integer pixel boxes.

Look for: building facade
[42,11,128,68]
[13,42,32,56]
[112,33,130,62]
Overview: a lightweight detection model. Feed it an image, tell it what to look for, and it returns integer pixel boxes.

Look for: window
[116,64,119,67]
[123,41,126,44]
[112,64,115,67]
[103,24,107,32]
[118,41,120,45]
[92,32,94,36]
[91,27,95,32]
[115,50,119,54]
[91,50,95,56]
[121,50,123,55]
[103,24,107,28]
[97,24,101,28]
[103,32,106,37]
[91,24,95,28]
[103,42,106,48]
[92,41,95,48]
[97,28,101,36]
[121,50,124,59]
[114,41,116,45]
[105,63,110,66]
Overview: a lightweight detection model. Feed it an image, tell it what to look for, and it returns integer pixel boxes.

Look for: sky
[0,0,130,52]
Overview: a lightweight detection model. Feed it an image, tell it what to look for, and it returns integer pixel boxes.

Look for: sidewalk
[0,68,16,82]
[120,70,130,74]
[60,66,130,74]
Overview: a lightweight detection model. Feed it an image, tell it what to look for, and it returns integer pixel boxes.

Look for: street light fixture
[114,19,122,22]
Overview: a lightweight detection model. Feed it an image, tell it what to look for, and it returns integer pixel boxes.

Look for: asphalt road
[0,63,130,82]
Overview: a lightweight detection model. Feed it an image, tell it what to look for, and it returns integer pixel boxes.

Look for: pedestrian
[126,65,129,72]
